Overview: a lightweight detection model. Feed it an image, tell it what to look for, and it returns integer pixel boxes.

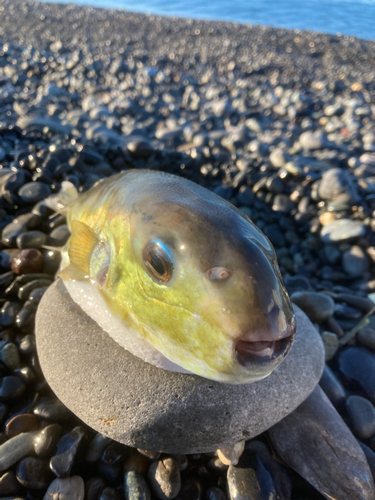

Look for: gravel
[0,0,374,498]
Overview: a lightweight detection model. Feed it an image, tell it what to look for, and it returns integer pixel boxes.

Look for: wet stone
[101,486,121,500]
[342,245,369,279]
[291,291,335,323]
[205,487,227,500]
[0,471,21,495]
[11,249,44,275]
[127,139,154,159]
[321,219,366,244]
[0,272,15,290]
[16,456,54,489]
[318,168,358,203]
[85,476,106,500]
[272,194,294,212]
[19,334,36,356]
[16,231,48,250]
[358,328,375,352]
[48,225,70,247]
[124,471,151,500]
[319,365,346,410]
[148,458,181,500]
[28,286,48,304]
[18,182,51,204]
[0,431,38,471]
[43,476,85,500]
[18,279,53,301]
[42,249,62,275]
[50,426,87,477]
[0,376,26,402]
[0,343,21,370]
[85,433,112,462]
[175,476,202,500]
[1,222,27,247]
[338,347,375,403]
[321,331,339,361]
[33,397,72,421]
[346,395,375,441]
[34,423,63,457]
[267,386,375,500]
[0,302,21,327]
[13,366,35,385]
[5,413,39,438]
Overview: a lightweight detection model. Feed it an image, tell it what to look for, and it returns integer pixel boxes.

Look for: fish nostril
[207,267,231,281]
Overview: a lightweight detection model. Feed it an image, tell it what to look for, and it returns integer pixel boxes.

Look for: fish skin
[60,169,296,384]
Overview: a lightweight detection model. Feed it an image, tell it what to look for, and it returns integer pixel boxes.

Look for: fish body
[60,169,296,384]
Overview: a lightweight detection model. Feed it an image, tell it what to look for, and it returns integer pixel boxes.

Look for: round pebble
[11,249,44,275]
[18,182,52,204]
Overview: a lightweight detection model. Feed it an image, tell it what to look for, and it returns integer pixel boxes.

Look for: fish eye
[143,240,173,283]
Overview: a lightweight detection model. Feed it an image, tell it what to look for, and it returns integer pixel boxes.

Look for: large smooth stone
[36,279,325,454]
[267,385,375,500]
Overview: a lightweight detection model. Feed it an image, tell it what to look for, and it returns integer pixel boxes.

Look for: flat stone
[321,219,366,244]
[43,476,85,500]
[267,385,375,500]
[290,291,335,324]
[36,279,325,454]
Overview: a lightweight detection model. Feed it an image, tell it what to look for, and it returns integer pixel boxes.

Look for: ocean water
[41,0,375,40]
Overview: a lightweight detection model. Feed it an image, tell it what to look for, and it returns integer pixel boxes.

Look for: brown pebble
[11,249,44,275]
[6,414,40,438]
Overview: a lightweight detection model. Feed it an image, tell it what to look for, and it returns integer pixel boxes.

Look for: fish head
[122,188,295,384]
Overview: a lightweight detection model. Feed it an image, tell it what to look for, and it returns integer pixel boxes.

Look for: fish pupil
[150,254,165,276]
[143,240,173,283]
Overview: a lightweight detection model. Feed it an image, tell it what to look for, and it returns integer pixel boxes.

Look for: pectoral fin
[66,220,99,276]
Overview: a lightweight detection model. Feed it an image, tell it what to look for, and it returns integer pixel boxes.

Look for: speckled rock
[36,279,325,454]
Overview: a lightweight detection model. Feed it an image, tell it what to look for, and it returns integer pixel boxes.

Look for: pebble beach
[0,0,375,498]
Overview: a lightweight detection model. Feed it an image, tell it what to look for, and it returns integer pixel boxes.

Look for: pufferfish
[57,169,296,384]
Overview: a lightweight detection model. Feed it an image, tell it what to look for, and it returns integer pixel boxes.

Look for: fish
[58,169,296,384]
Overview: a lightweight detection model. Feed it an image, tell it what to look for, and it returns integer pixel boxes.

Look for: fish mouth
[235,318,296,367]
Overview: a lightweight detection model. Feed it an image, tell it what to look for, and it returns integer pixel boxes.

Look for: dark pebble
[0,301,21,327]
[205,487,227,500]
[175,476,202,500]
[85,476,106,500]
[319,365,346,410]
[33,397,72,421]
[342,246,369,278]
[85,433,112,463]
[263,226,286,247]
[359,442,375,481]
[11,249,44,275]
[18,182,52,204]
[1,222,27,247]
[16,231,48,250]
[101,486,122,500]
[48,225,70,246]
[0,471,21,495]
[5,413,39,438]
[42,249,62,275]
[50,426,87,477]
[338,347,375,403]
[272,194,294,212]
[18,279,53,301]
[358,328,375,352]
[16,456,54,489]
[291,291,335,323]
[0,376,26,402]
[28,286,48,304]
[124,471,151,500]
[34,423,63,457]
[346,395,375,440]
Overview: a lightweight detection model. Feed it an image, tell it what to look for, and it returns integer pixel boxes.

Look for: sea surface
[39,0,375,40]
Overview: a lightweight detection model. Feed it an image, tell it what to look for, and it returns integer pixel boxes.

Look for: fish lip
[235,316,296,368]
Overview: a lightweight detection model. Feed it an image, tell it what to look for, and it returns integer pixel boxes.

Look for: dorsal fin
[68,220,99,276]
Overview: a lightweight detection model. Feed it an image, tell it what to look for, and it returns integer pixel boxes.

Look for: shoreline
[1,0,375,93]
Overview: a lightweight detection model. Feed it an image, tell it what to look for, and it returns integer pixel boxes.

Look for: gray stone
[346,395,375,441]
[0,431,38,471]
[290,291,335,324]
[267,386,375,500]
[342,245,369,278]
[36,280,325,454]
[318,168,358,203]
[321,219,366,244]
[43,476,84,500]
